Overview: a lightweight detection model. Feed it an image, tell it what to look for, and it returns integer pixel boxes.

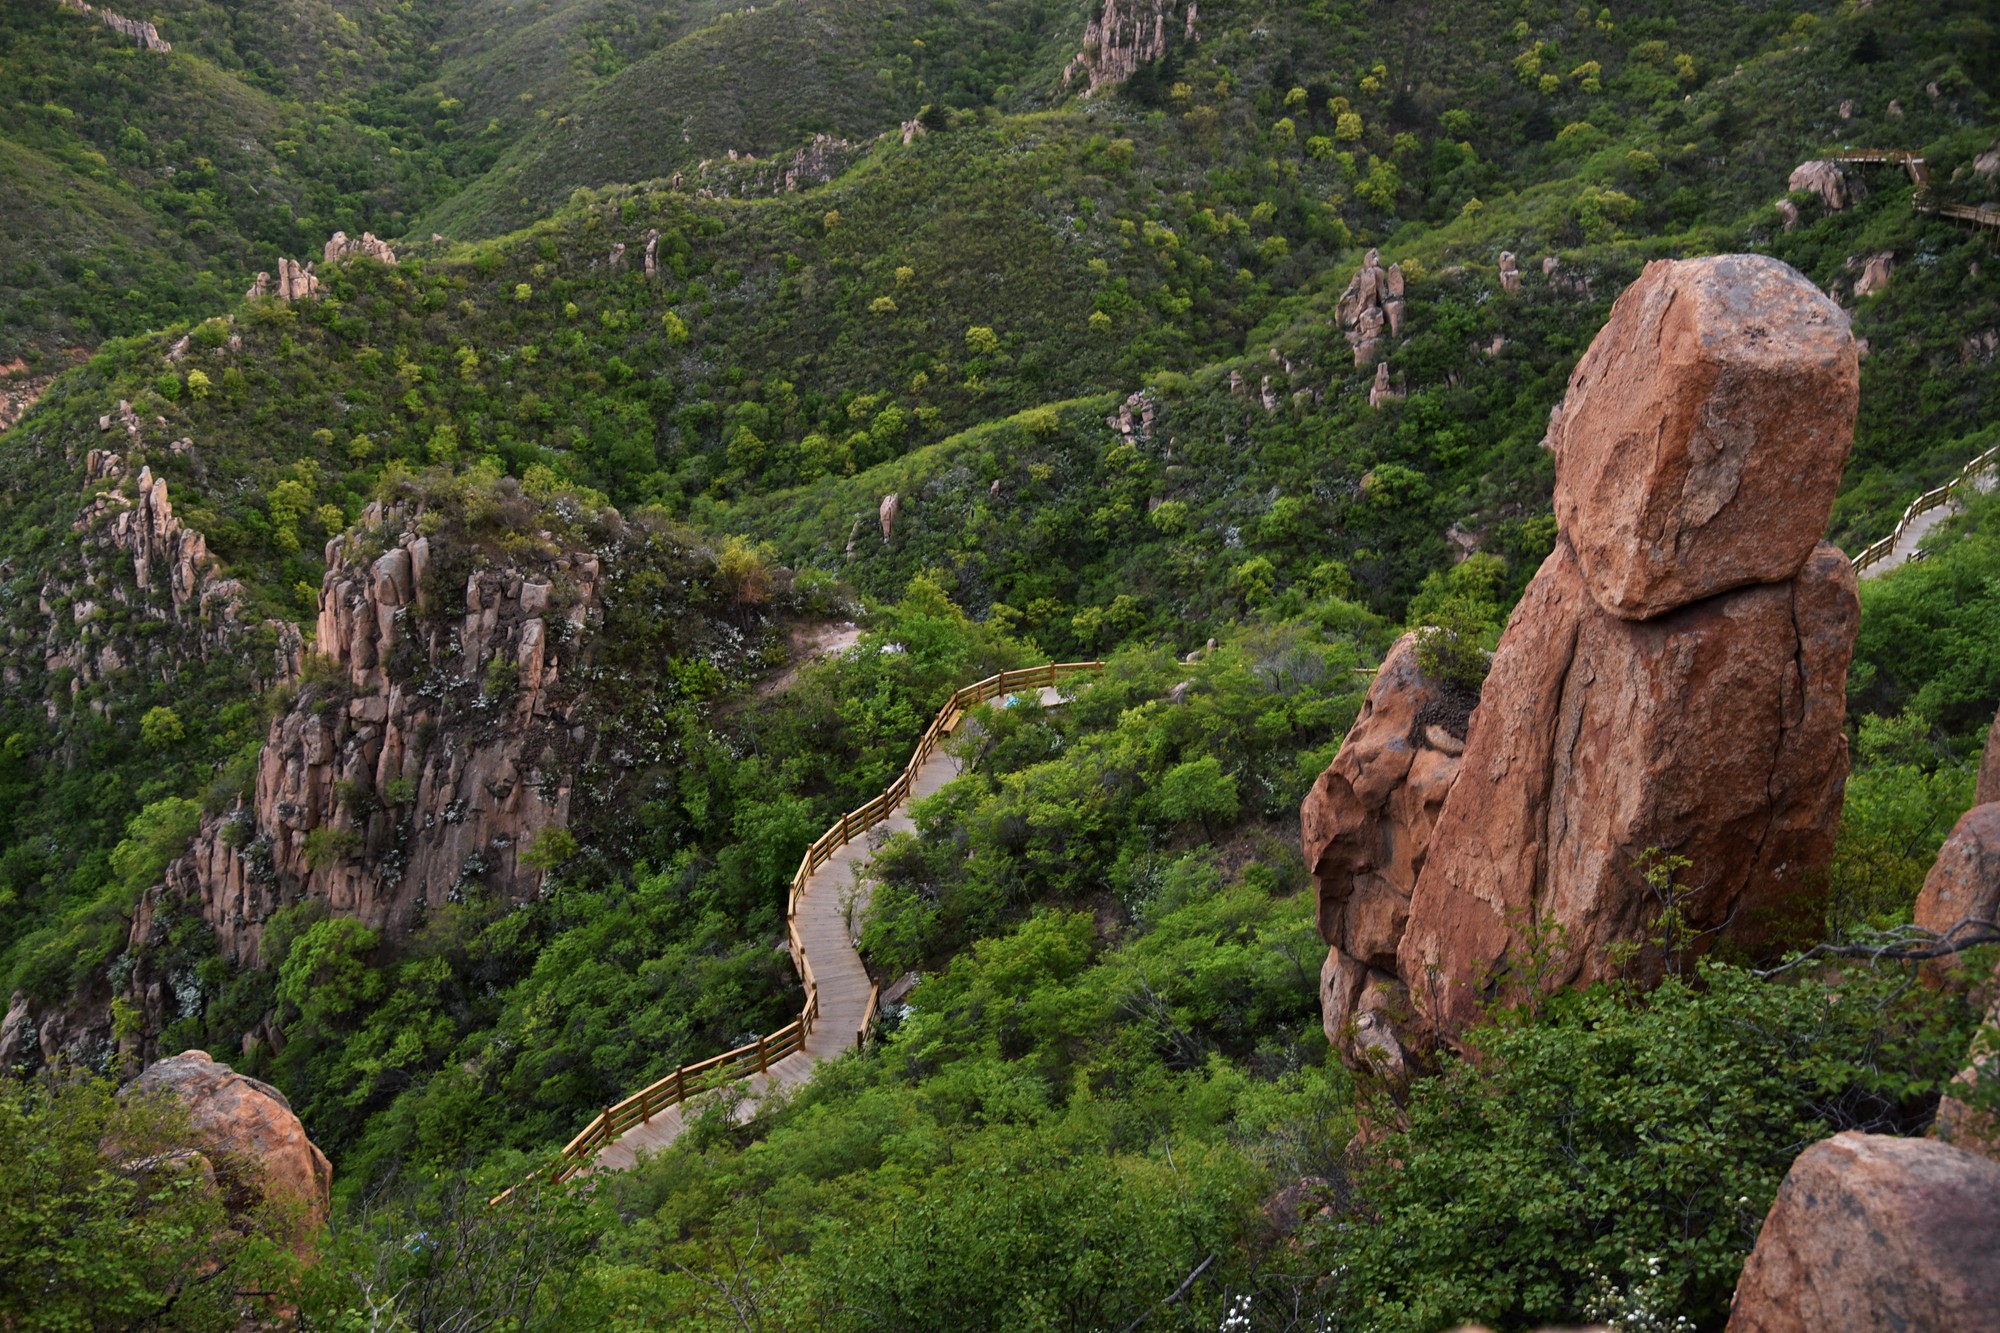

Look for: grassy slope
[418,0,1084,237]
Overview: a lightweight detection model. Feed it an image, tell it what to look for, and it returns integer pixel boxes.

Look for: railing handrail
[1852,443,2000,576]
[496,658,1105,1201]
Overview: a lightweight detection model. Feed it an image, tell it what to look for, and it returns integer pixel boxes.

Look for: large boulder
[1301,633,1466,1078]
[1787,159,1852,211]
[1398,541,1856,1034]
[1553,256,1857,620]
[130,1050,332,1243]
[1726,1132,2000,1332]
[1912,803,2000,954]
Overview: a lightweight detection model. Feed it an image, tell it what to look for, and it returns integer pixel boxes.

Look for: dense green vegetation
[1,0,1998,1328]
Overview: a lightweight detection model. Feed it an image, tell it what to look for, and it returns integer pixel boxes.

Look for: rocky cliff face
[1062,0,1197,95]
[1305,256,1861,1063]
[57,0,170,52]
[18,423,295,718]
[172,500,604,966]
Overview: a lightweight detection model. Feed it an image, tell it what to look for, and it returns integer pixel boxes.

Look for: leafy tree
[0,1071,301,1331]
[1322,962,1976,1332]
[139,706,184,749]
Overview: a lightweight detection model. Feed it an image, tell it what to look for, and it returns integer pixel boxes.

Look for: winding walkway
[589,684,1066,1173]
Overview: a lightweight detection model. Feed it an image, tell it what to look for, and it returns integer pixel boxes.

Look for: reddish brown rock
[1912,803,2000,957]
[1552,256,1857,620]
[174,503,603,965]
[130,1050,332,1244]
[1302,634,1466,1074]
[1399,541,1856,1036]
[1726,1132,2000,1333]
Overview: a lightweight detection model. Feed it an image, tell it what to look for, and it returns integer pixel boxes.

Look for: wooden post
[757,1034,768,1074]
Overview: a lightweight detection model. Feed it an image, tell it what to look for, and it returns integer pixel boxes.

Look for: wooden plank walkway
[1859,463,1998,580]
[590,685,1065,1171]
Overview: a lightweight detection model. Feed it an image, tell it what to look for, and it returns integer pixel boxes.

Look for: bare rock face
[1062,0,1196,95]
[1401,545,1856,1037]
[1319,256,1862,1049]
[323,231,397,267]
[1787,160,1852,211]
[1498,251,1521,294]
[175,505,603,964]
[1852,250,1894,297]
[1912,803,2000,957]
[1725,1132,2000,1333]
[1552,256,1857,621]
[1336,249,1407,366]
[130,1051,331,1244]
[879,492,901,542]
[1301,634,1466,1082]
[58,0,170,51]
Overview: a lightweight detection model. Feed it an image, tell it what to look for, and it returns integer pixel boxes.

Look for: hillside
[0,0,1997,1328]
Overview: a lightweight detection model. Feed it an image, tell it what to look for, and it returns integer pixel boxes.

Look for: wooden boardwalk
[591,685,1065,1172]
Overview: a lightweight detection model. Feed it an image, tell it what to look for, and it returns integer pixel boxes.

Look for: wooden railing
[501,659,1105,1198]
[1852,442,2000,577]
[1827,149,1998,241]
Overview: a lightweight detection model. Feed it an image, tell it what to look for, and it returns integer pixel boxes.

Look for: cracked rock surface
[1306,255,1861,1058]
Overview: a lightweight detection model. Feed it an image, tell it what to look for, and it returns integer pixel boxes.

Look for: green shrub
[1322,961,1977,1332]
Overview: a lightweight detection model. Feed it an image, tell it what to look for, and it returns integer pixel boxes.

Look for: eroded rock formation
[1062,0,1197,95]
[1307,255,1861,1060]
[1726,1133,2000,1332]
[322,231,397,267]
[1336,249,1405,366]
[129,1050,332,1244]
[174,504,603,964]
[246,258,320,302]
[1301,634,1467,1084]
[58,0,169,51]
[1552,254,1858,619]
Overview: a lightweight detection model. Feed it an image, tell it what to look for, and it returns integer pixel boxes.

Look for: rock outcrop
[1852,250,1894,298]
[1726,1132,2000,1332]
[1062,0,1197,95]
[58,0,169,51]
[129,1050,331,1245]
[174,505,602,964]
[879,492,901,542]
[1913,804,2000,957]
[1498,251,1521,294]
[246,257,320,302]
[1367,363,1404,409]
[1335,249,1406,366]
[1788,160,1852,211]
[322,231,397,267]
[1301,634,1467,1084]
[1306,256,1861,1053]
[1551,254,1858,620]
